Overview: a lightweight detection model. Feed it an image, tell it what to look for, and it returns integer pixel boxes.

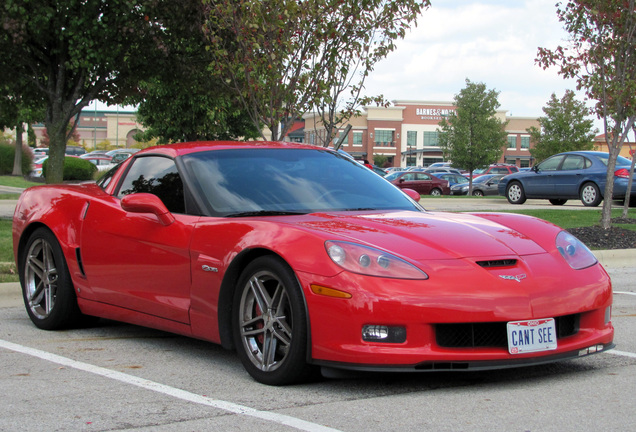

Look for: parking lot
[1,195,635,431]
[1,268,635,431]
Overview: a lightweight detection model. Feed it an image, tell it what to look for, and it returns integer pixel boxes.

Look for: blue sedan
[498,151,636,206]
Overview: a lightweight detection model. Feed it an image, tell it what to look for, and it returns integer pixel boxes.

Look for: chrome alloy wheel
[238,270,293,372]
[24,238,59,320]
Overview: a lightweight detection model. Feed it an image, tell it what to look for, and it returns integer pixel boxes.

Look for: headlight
[325,241,428,279]
[556,231,597,270]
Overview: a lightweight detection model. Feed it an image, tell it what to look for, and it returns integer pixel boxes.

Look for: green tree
[0,0,190,183]
[528,90,597,163]
[537,0,636,228]
[1,80,44,175]
[203,0,428,141]
[437,79,508,194]
[128,0,258,143]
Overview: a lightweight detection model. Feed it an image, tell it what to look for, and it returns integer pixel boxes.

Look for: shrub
[0,143,34,175]
[43,156,97,181]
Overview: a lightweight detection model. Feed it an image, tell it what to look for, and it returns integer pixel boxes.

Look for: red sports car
[13,141,614,385]
[385,171,451,196]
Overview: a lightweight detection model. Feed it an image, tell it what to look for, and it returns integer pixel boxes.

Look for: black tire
[430,188,442,196]
[506,182,526,204]
[233,255,315,385]
[472,190,484,197]
[19,227,84,330]
[549,199,568,206]
[580,182,602,207]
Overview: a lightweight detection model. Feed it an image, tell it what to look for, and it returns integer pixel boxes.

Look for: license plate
[507,318,557,354]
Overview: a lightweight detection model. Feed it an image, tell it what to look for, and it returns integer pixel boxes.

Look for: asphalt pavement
[1,187,635,431]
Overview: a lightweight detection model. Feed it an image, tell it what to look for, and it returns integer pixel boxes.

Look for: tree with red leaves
[536,0,636,228]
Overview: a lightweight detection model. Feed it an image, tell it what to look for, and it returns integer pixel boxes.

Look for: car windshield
[181,148,422,216]
[595,153,632,167]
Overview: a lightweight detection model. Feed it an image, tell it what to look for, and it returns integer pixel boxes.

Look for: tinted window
[538,155,565,171]
[117,156,185,214]
[415,173,432,180]
[596,153,632,166]
[561,155,586,170]
[181,148,420,216]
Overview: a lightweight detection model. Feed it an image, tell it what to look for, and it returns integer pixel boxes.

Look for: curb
[593,249,636,269]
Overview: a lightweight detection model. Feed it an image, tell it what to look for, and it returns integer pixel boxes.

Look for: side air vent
[75,248,86,278]
[476,259,517,268]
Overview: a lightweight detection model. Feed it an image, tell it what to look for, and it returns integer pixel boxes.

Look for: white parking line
[608,349,636,359]
[614,291,636,296]
[0,339,341,432]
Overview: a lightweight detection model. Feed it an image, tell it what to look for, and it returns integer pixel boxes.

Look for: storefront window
[521,136,530,149]
[422,131,439,147]
[375,130,394,147]
[353,131,363,146]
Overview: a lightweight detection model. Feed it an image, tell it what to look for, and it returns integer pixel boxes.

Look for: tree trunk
[623,126,636,217]
[12,123,24,176]
[600,117,636,228]
[623,153,636,217]
[45,118,68,184]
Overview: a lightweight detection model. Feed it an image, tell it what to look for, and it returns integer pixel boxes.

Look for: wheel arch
[16,222,53,276]
[217,248,311,357]
[578,180,603,196]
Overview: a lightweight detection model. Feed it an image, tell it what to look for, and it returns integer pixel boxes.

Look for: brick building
[303,100,540,168]
[31,109,144,150]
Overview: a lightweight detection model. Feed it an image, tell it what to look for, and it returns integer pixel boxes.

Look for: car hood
[294,210,547,261]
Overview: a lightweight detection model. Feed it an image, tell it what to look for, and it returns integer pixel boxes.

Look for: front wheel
[506,182,526,204]
[233,256,315,385]
[580,182,602,207]
[430,188,442,196]
[19,228,84,330]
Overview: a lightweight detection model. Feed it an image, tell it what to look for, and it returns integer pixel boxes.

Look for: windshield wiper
[226,210,309,218]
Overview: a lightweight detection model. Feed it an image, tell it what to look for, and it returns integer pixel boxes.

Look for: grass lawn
[486,208,636,231]
[0,175,40,189]
[0,220,16,283]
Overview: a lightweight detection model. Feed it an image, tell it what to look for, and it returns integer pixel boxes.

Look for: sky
[363,0,590,122]
[90,0,600,130]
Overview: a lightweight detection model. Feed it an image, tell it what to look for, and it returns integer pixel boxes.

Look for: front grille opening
[436,314,580,348]
[476,259,517,268]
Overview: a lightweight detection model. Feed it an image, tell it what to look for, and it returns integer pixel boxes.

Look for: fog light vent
[362,325,406,343]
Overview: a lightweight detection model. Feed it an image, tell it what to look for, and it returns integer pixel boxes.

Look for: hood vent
[476,259,517,268]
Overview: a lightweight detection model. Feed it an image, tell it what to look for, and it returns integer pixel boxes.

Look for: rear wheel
[233,255,315,385]
[549,199,568,205]
[506,182,526,204]
[580,182,602,207]
[20,228,84,330]
[472,190,484,197]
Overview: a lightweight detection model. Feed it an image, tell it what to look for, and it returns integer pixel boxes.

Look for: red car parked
[13,141,613,385]
[385,171,451,196]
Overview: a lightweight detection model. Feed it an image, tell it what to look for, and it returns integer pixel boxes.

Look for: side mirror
[402,188,421,202]
[121,193,175,226]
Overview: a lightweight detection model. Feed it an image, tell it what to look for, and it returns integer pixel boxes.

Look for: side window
[538,155,564,171]
[117,156,185,214]
[561,155,585,171]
